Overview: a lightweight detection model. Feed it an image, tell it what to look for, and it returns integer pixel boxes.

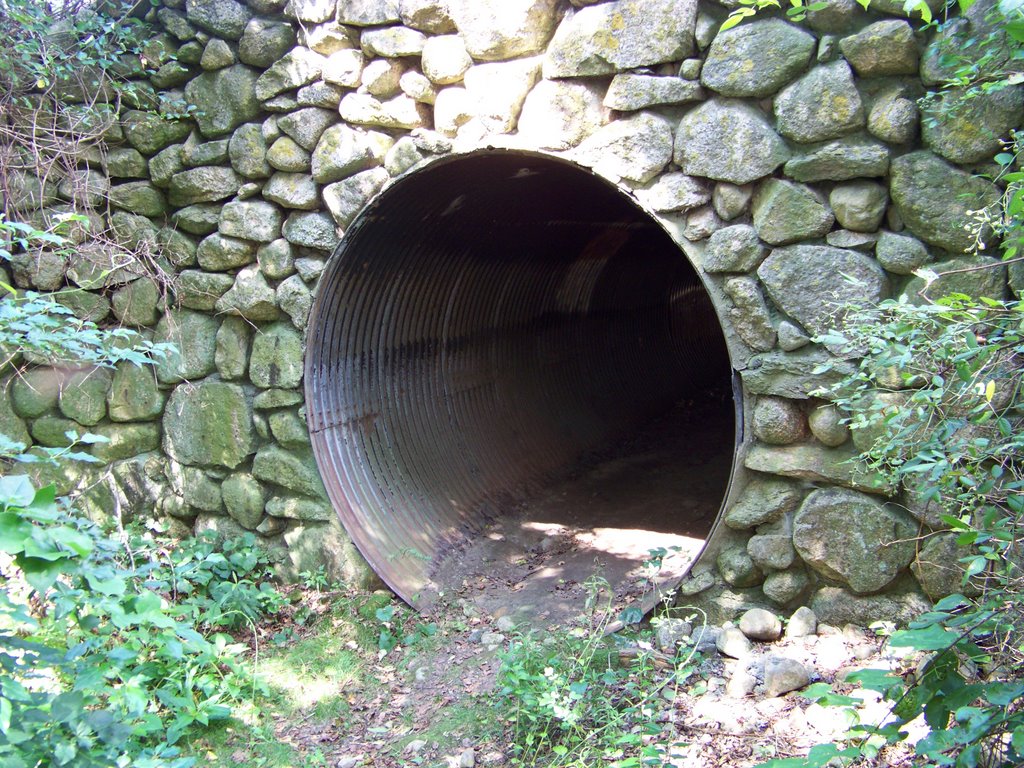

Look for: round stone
[738,608,783,641]
[753,396,806,445]
[808,404,848,447]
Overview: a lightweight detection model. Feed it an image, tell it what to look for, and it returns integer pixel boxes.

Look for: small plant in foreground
[496,604,703,768]
[0,474,284,767]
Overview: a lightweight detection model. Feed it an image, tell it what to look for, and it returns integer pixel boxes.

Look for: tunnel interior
[305,151,737,612]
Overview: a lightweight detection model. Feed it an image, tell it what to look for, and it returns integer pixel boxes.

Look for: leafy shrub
[0,215,282,766]
[142,532,286,631]
[0,473,286,768]
[755,295,1024,768]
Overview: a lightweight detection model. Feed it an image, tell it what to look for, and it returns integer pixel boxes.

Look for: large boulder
[922,86,1024,165]
[239,19,297,67]
[571,112,673,184]
[323,168,389,228]
[752,180,834,245]
[675,99,789,184]
[868,90,919,145]
[282,211,340,252]
[216,265,281,322]
[122,111,191,155]
[185,0,253,40]
[784,135,890,182]
[838,20,918,77]
[59,368,112,427]
[177,271,235,311]
[463,58,543,133]
[603,74,702,111]
[163,381,255,469]
[810,583,930,626]
[219,200,283,243]
[900,256,1007,303]
[744,442,889,494]
[278,107,337,152]
[249,323,304,389]
[263,172,320,210]
[252,445,327,499]
[312,125,388,183]
[793,488,917,593]
[912,533,981,600]
[169,167,242,206]
[154,310,220,384]
[723,476,804,530]
[281,520,380,588]
[228,123,272,179]
[544,0,697,77]
[450,0,562,61]
[197,233,257,272]
[701,19,815,98]
[757,245,888,339]
[338,0,401,26]
[184,65,261,138]
[255,48,325,101]
[774,61,864,143]
[829,181,888,232]
[702,224,767,273]
[107,363,165,422]
[890,151,1000,253]
[517,79,606,150]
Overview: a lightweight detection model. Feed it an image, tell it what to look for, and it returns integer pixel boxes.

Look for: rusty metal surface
[305,150,733,607]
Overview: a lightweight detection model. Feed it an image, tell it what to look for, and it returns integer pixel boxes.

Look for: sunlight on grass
[257,633,364,712]
[189,600,378,768]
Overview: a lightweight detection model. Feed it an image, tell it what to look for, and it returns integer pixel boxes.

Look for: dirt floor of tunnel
[428,389,736,626]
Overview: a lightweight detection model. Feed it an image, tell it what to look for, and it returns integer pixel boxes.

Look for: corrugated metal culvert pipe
[305,150,738,610]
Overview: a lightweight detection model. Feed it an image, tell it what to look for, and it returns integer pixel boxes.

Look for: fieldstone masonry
[1,0,1020,618]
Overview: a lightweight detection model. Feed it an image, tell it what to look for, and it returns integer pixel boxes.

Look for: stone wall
[1,0,1021,616]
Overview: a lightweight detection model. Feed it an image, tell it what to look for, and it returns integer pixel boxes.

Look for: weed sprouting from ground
[495,586,706,768]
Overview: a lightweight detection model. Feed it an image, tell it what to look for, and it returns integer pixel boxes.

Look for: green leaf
[846,668,903,693]
[618,604,643,625]
[0,512,32,554]
[1011,724,1024,755]
[24,484,58,521]
[0,475,35,509]
[85,571,127,596]
[889,624,957,650]
[17,555,64,593]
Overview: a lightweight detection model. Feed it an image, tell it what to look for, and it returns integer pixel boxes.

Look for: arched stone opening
[305,150,739,611]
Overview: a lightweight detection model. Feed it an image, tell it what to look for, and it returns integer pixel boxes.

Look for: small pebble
[459,748,476,767]
[726,665,758,698]
[738,608,782,642]
[763,656,811,697]
[405,739,427,755]
[785,606,818,639]
[655,618,693,652]
[716,626,753,659]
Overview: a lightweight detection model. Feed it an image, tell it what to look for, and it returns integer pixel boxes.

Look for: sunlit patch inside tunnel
[305,150,738,620]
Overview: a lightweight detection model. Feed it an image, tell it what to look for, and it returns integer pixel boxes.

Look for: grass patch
[187,589,390,768]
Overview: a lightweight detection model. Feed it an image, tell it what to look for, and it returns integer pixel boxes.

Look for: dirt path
[429,395,735,627]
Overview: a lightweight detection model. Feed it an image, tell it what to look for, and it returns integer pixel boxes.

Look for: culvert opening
[305,151,738,618]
